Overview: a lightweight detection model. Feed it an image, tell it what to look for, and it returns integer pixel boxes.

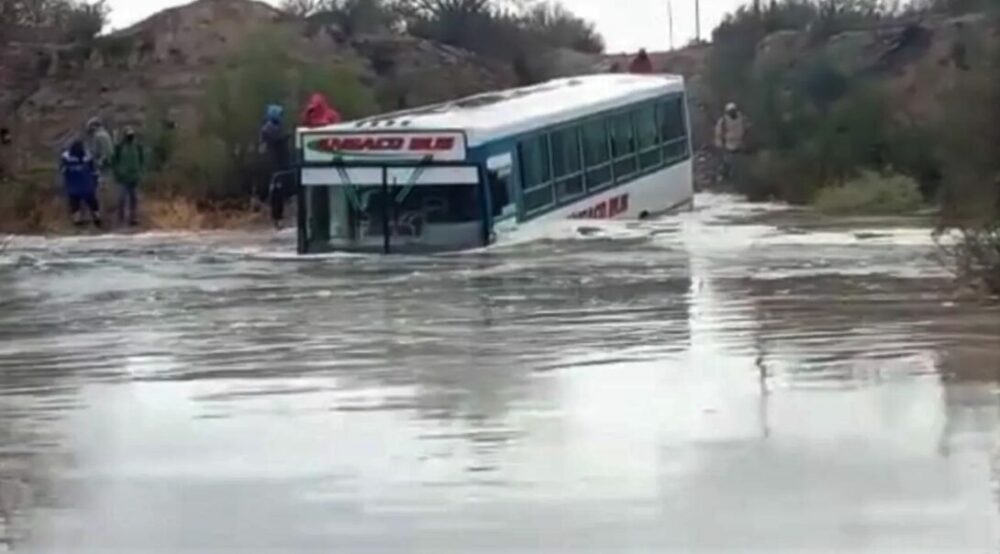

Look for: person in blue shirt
[60,139,102,228]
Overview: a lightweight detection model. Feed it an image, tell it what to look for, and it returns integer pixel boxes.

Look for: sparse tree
[0,0,108,41]
[522,2,603,54]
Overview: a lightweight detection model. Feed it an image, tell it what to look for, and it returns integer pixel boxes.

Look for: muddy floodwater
[2,193,1000,552]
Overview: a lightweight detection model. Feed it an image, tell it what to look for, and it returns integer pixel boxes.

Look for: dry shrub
[144,196,207,230]
[935,223,1000,297]
[144,195,270,230]
[0,175,65,233]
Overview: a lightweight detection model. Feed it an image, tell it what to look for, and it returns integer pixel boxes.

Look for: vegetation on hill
[707,0,999,294]
[282,0,603,82]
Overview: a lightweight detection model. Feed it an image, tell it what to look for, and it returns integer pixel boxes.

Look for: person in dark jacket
[259,104,291,228]
[60,139,102,228]
[112,127,145,226]
[628,49,654,74]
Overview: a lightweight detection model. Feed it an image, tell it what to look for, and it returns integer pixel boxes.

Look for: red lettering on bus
[310,135,454,153]
[569,193,630,220]
[432,137,455,151]
[608,194,629,217]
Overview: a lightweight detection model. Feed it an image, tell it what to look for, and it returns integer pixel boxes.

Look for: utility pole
[695,0,701,43]
[668,0,674,51]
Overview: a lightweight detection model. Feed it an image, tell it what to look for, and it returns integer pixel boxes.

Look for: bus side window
[487,154,515,218]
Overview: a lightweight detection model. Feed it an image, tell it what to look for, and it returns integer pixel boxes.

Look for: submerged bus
[295,73,693,254]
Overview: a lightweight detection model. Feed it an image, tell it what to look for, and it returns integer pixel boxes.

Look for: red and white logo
[303,132,466,162]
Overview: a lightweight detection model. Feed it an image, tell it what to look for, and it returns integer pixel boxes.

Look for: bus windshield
[300,164,486,254]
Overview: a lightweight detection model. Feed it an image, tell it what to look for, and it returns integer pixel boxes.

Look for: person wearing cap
[60,139,102,228]
[714,102,748,182]
[112,126,146,226]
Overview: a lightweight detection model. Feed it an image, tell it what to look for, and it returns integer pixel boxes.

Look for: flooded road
[2,193,999,552]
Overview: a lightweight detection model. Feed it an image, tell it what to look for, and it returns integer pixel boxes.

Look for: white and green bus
[295,73,693,254]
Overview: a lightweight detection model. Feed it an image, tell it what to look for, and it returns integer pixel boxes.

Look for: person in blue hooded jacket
[259,104,291,228]
[60,139,102,228]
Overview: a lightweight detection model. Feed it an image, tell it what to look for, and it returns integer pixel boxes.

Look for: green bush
[730,57,899,204]
[813,170,923,214]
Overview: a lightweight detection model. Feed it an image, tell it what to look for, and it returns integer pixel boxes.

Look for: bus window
[582,118,612,190]
[520,135,551,189]
[635,104,661,170]
[551,126,584,201]
[658,97,689,162]
[611,112,637,178]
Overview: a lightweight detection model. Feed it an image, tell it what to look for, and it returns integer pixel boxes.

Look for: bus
[295,73,693,254]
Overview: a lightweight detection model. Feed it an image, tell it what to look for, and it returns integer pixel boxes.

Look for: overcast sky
[106,0,750,53]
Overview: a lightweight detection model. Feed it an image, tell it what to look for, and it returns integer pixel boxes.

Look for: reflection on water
[1,193,999,552]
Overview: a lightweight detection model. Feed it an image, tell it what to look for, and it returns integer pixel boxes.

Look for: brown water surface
[1,193,999,552]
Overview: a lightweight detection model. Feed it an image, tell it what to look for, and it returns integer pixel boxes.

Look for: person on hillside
[259,104,292,228]
[714,102,748,182]
[299,93,341,128]
[60,139,102,229]
[112,127,145,226]
[84,117,114,184]
[628,49,654,74]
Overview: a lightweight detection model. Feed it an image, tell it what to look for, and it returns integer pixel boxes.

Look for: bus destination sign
[303,132,467,162]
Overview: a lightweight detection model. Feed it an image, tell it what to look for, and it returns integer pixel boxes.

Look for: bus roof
[304,73,685,148]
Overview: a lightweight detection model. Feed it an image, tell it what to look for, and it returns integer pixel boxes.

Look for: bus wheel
[638,211,651,220]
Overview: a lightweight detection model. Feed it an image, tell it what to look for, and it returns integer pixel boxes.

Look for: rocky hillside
[0,0,514,159]
[750,12,994,122]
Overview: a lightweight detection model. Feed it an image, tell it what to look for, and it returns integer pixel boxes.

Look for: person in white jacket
[714,102,748,182]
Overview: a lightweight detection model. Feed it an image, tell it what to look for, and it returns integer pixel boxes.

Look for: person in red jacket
[300,93,341,128]
[628,49,654,74]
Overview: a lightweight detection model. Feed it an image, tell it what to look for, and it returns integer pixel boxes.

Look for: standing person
[628,49,654,74]
[714,102,748,182]
[112,127,145,227]
[60,139,102,228]
[259,104,291,229]
[85,117,114,185]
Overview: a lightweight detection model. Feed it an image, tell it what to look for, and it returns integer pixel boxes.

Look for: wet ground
[1,193,999,552]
